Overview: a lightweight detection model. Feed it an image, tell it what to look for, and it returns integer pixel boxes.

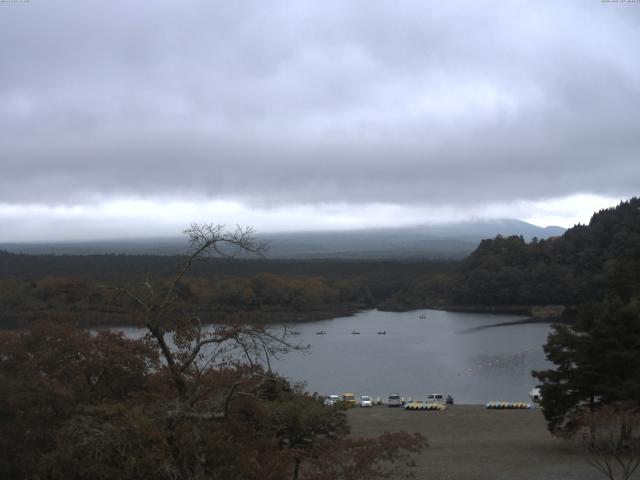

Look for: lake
[270,309,552,404]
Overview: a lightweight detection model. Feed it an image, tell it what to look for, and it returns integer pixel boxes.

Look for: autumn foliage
[0,319,426,480]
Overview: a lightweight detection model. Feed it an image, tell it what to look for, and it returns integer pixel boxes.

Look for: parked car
[360,395,373,407]
[388,393,402,407]
[426,393,445,404]
[342,392,357,407]
[324,394,340,407]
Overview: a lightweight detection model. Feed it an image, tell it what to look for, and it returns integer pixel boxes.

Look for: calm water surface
[115,309,552,404]
[269,309,551,404]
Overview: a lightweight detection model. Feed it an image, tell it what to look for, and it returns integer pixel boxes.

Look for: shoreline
[381,303,572,321]
[1,302,572,330]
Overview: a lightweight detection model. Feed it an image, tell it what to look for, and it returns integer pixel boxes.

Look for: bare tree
[577,404,640,480]
[115,223,300,403]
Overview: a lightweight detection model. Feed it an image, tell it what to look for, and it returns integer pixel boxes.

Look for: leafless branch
[113,223,294,402]
[578,405,640,480]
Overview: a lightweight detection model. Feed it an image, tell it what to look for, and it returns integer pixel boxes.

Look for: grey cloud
[0,0,639,209]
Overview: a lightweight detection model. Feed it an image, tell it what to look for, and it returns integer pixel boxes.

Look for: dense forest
[391,198,640,315]
[0,252,454,328]
[524,200,640,449]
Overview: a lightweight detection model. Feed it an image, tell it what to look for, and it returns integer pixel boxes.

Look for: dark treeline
[0,253,454,328]
[391,198,640,313]
[0,253,454,286]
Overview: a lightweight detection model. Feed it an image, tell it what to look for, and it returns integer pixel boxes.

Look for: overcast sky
[1,0,638,241]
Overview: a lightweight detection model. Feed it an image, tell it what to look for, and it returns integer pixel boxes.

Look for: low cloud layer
[0,1,638,239]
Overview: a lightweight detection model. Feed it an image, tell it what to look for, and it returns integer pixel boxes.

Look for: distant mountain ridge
[261,219,565,259]
[0,219,565,259]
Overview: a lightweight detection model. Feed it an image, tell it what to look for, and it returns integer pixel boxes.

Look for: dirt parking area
[347,405,610,480]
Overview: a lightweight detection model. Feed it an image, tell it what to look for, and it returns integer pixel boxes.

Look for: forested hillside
[394,198,640,312]
[0,253,453,328]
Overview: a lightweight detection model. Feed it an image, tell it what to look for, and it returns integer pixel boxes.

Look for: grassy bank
[347,405,601,480]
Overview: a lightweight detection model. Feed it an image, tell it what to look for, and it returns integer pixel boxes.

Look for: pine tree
[533,297,640,435]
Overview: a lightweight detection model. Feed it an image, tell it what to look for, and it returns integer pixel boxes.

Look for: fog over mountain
[0,219,565,259]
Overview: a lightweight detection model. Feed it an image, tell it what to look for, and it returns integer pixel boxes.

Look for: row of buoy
[405,403,447,411]
[485,401,532,409]
[315,331,387,335]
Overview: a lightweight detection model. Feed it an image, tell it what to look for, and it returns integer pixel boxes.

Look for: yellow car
[342,393,357,407]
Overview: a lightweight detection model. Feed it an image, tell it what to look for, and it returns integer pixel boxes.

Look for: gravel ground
[347,405,613,480]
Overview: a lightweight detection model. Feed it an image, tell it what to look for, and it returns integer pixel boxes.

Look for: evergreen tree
[533,297,640,435]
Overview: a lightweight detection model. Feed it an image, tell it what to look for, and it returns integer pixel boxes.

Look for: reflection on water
[456,317,549,333]
[469,349,542,378]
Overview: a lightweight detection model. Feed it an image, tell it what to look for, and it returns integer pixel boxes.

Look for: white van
[388,393,402,407]
[426,393,445,404]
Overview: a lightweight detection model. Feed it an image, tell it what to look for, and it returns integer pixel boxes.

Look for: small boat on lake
[315,330,327,335]
[377,330,387,335]
[351,330,360,335]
